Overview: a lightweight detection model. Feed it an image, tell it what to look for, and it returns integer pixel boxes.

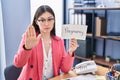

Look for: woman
[13,5,78,80]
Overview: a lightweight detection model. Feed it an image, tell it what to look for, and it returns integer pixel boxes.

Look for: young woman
[13,5,78,80]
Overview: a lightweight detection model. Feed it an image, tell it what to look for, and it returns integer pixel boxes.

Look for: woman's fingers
[70,38,78,47]
[68,38,78,56]
[26,25,31,38]
[32,26,36,37]
[25,25,40,49]
[26,25,36,38]
[26,27,29,38]
[31,26,36,37]
[29,26,32,36]
[28,25,36,37]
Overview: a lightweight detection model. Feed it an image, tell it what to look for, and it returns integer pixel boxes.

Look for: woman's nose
[44,20,49,25]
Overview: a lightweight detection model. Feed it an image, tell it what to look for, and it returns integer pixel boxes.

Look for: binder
[82,14,86,25]
[96,17,107,36]
[78,14,82,25]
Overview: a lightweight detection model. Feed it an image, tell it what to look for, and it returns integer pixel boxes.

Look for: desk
[50,65,109,80]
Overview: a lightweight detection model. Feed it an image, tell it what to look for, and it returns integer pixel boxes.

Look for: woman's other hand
[24,25,41,50]
[68,38,78,56]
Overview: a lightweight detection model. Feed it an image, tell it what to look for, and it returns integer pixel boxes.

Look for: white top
[42,39,53,80]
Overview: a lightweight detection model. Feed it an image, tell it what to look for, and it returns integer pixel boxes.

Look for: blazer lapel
[36,39,44,79]
[52,38,60,76]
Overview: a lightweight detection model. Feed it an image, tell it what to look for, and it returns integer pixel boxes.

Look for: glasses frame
[37,18,55,24]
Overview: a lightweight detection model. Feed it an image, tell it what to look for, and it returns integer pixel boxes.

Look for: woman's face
[36,12,55,34]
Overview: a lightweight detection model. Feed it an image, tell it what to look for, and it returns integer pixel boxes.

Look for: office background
[0,0,120,80]
[65,0,120,59]
[0,0,63,80]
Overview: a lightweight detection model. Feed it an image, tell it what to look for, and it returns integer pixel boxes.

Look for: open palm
[24,25,41,49]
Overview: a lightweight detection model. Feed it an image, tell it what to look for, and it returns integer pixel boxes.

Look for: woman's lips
[43,28,50,32]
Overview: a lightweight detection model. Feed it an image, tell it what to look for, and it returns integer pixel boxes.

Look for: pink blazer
[13,34,74,80]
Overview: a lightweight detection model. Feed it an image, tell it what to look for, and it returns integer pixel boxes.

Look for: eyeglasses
[37,18,54,24]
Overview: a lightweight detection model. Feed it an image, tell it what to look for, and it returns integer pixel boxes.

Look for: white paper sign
[61,24,88,40]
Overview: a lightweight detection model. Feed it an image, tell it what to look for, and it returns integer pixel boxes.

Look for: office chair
[4,64,22,80]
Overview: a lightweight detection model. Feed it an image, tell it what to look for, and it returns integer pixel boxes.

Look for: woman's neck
[41,33,51,40]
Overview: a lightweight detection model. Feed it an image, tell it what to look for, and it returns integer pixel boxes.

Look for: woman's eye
[48,19,52,21]
[48,18,54,21]
[41,20,45,22]
[38,19,45,22]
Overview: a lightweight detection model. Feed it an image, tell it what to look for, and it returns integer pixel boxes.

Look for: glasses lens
[37,18,54,23]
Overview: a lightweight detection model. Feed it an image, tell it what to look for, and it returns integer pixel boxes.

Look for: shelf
[75,55,116,67]
[67,6,120,68]
[95,35,120,41]
[69,7,120,10]
[86,34,120,41]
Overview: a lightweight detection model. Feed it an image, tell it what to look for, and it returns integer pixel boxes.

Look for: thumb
[37,34,41,40]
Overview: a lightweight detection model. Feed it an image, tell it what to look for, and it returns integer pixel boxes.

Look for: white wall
[30,0,63,37]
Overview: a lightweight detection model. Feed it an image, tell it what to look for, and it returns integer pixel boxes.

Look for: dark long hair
[32,5,56,36]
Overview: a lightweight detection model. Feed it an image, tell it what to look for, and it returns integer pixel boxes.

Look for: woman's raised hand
[24,25,41,50]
